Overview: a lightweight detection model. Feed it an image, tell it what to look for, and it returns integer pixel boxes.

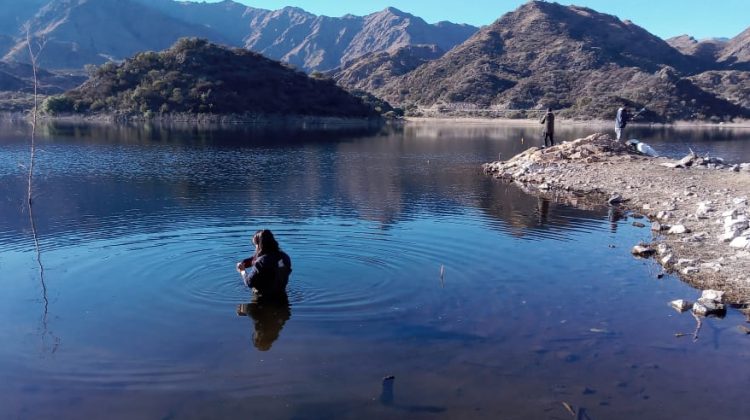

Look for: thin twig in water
[25,26,57,353]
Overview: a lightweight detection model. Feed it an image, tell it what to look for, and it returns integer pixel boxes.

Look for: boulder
[701,289,725,303]
[729,236,749,249]
[668,224,689,234]
[608,193,623,205]
[632,244,655,257]
[692,298,727,317]
[670,299,692,312]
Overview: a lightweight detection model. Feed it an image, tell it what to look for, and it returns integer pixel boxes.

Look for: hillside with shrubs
[44,38,379,119]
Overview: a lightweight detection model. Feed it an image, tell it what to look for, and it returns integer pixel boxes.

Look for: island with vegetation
[41,38,383,124]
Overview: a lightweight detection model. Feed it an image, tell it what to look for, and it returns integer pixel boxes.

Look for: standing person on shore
[615,106,631,142]
[540,107,555,148]
[237,229,292,297]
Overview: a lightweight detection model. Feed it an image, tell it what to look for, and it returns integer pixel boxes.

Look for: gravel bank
[483,133,750,304]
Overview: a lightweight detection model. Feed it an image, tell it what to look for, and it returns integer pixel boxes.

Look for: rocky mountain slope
[666,35,728,64]
[2,0,230,69]
[344,1,747,121]
[243,6,475,72]
[688,71,750,109]
[49,38,378,118]
[0,0,476,72]
[719,27,750,68]
[332,44,444,92]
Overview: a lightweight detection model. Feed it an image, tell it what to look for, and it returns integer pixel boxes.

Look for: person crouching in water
[237,229,292,297]
[540,107,555,148]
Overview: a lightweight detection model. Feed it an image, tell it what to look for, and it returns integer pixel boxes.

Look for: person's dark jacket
[540,111,554,134]
[242,251,292,296]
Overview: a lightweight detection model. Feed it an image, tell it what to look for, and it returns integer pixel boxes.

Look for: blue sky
[204,0,749,40]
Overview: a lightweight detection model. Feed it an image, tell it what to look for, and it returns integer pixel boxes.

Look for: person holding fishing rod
[539,107,555,148]
[615,106,645,142]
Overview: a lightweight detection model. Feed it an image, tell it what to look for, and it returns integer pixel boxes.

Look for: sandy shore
[483,133,750,304]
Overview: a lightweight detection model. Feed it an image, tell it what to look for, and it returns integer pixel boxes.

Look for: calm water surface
[1,120,750,419]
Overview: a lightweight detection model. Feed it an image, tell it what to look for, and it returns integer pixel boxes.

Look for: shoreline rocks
[483,133,750,304]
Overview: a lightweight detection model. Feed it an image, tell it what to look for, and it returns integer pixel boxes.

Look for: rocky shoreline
[483,133,750,305]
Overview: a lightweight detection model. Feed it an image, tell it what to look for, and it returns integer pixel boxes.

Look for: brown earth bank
[483,133,750,305]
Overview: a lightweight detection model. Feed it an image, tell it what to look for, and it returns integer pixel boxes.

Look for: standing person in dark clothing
[237,229,292,297]
[540,107,555,148]
[615,106,630,141]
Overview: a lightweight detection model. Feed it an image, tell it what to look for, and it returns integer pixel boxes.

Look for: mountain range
[333,1,750,121]
[0,0,476,72]
[0,0,747,121]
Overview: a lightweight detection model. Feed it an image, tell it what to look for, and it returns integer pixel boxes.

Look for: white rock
[720,231,741,243]
[632,245,655,257]
[692,298,726,317]
[701,289,725,303]
[700,262,722,272]
[722,209,738,218]
[733,197,748,206]
[724,215,748,232]
[676,258,695,267]
[668,224,689,234]
[670,299,692,312]
[696,202,714,218]
[656,243,669,255]
[643,204,651,210]
[682,267,699,274]
[657,211,672,220]
[729,236,749,249]
[651,221,662,232]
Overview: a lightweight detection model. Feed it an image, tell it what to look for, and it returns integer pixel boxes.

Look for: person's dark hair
[547,107,552,112]
[253,229,280,257]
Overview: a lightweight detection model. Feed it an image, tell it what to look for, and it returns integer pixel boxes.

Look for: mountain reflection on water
[1,120,750,419]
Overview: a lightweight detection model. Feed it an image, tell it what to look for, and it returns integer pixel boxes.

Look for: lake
[1,119,750,419]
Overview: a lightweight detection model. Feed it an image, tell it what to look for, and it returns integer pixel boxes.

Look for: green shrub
[42,95,75,115]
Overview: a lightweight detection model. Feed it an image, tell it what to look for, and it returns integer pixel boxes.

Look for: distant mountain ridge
[0,0,477,72]
[334,1,749,121]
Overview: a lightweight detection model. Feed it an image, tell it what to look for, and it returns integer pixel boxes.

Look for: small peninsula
[483,134,750,304]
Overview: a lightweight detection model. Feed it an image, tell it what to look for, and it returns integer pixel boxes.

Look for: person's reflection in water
[608,206,626,232]
[537,197,550,225]
[237,295,291,351]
